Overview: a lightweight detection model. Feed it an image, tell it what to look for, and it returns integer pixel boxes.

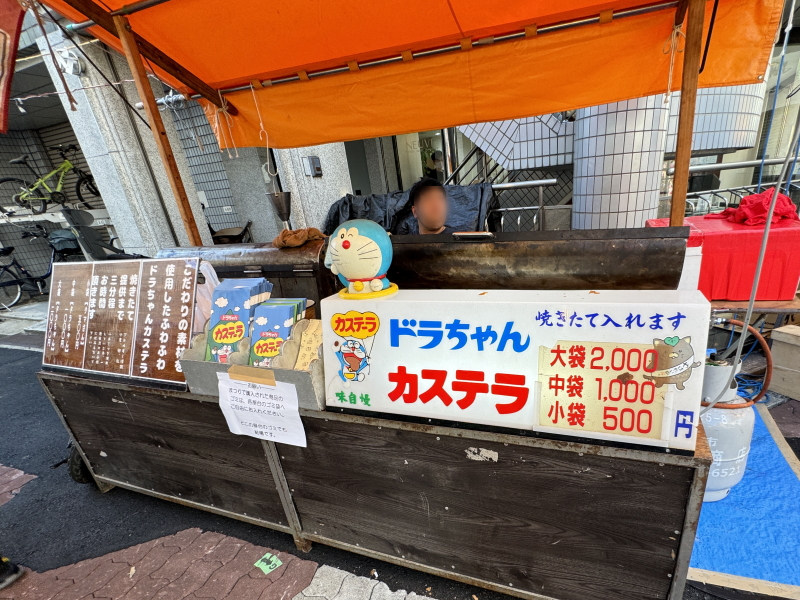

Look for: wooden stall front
[38,370,710,600]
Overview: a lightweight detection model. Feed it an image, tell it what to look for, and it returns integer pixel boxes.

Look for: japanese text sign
[43,258,198,383]
[217,371,306,447]
[322,289,710,451]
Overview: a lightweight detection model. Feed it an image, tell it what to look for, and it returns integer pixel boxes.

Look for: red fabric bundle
[705,188,799,226]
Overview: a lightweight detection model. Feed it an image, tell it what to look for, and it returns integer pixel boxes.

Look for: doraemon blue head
[325,219,395,296]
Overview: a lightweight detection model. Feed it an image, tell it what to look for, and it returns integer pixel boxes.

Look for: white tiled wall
[458,83,768,230]
[458,115,573,171]
[572,95,669,229]
[665,83,767,153]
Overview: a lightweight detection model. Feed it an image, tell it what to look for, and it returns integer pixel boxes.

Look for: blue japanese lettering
[668,312,687,330]
[601,315,622,328]
[390,319,417,347]
[536,310,553,327]
[625,313,645,328]
[417,321,443,349]
[446,319,469,349]
[471,326,498,351]
[497,322,530,352]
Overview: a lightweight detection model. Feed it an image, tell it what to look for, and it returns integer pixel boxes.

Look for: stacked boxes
[249,299,306,367]
[206,278,272,363]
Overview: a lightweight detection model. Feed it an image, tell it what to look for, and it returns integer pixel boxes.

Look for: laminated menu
[42,258,199,383]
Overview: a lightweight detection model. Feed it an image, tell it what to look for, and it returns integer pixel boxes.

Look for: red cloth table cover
[646,216,800,301]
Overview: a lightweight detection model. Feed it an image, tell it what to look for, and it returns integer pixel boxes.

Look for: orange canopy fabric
[42,0,782,149]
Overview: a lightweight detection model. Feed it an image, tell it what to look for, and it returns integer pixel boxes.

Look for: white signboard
[217,372,307,447]
[322,289,710,451]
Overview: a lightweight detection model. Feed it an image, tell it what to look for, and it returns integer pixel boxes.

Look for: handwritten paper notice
[217,371,307,447]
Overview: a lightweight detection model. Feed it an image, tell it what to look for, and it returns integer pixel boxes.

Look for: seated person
[409,178,455,235]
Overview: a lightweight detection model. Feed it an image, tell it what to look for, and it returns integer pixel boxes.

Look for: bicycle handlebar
[48,144,78,155]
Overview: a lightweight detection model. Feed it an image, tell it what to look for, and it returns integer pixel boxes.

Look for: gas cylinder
[700,359,755,502]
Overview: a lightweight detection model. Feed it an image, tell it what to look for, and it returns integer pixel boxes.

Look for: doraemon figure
[325,219,399,299]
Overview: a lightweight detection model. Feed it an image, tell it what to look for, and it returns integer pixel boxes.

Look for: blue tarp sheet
[691,409,800,586]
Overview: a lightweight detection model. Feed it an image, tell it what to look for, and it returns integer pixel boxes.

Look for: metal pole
[756,0,796,192]
[538,186,545,231]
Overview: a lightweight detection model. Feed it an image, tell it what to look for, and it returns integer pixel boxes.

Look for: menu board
[43,257,198,383]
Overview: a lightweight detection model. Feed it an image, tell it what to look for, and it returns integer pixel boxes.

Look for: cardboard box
[250,301,301,367]
[180,319,324,411]
[206,278,272,362]
[770,325,800,400]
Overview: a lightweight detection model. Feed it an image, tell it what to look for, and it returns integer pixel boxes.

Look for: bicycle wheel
[0,269,22,308]
[0,177,47,215]
[75,175,102,210]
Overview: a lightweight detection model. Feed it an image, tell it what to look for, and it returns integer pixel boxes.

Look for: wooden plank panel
[281,417,693,600]
[42,378,286,527]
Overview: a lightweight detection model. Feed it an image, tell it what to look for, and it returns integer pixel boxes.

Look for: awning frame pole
[670,0,706,227]
[113,14,203,246]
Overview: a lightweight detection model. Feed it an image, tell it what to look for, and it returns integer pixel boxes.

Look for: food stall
[32,1,785,600]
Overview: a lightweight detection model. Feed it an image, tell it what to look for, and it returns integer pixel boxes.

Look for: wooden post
[113,14,204,246]
[669,0,706,226]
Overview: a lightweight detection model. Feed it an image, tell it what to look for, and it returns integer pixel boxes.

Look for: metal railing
[485,179,562,231]
[683,179,800,216]
[667,157,790,175]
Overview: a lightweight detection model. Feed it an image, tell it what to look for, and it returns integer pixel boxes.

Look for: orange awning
[41,0,782,149]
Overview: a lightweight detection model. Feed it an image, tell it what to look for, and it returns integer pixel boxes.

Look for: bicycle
[0,144,102,215]
[0,224,83,308]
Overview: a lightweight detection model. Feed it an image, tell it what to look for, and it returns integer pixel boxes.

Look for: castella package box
[249,299,306,367]
[206,278,272,363]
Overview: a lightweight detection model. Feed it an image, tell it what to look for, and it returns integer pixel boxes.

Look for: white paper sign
[217,372,307,447]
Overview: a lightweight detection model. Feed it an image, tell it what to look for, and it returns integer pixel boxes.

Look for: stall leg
[262,441,312,552]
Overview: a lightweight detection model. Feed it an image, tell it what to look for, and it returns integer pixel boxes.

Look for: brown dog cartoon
[642,336,701,390]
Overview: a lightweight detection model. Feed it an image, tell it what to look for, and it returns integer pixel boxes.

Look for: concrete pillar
[219,147,283,242]
[572,95,669,229]
[37,31,212,255]
[273,143,352,230]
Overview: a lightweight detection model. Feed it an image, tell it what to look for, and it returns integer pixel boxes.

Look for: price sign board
[538,341,666,440]
[322,289,711,451]
[43,257,198,383]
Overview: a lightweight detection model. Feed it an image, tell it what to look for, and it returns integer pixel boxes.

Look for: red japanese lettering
[493,373,529,414]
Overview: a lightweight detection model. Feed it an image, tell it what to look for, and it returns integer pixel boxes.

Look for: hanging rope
[26,1,78,111]
[250,83,278,179]
[38,3,151,129]
[214,91,239,159]
[662,23,686,105]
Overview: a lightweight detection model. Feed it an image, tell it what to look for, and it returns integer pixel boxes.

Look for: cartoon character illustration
[212,345,233,364]
[643,336,702,390]
[333,338,369,381]
[325,219,398,299]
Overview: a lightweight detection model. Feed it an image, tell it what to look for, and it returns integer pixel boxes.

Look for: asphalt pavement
[0,347,765,600]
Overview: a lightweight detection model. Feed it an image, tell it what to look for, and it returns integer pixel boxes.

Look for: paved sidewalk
[0,464,35,507]
[0,529,437,600]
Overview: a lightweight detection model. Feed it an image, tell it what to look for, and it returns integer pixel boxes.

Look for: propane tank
[700,359,755,502]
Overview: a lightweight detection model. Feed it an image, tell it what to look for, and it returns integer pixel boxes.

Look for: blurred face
[412,187,448,233]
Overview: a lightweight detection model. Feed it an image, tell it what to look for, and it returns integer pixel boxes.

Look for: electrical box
[303,156,322,177]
